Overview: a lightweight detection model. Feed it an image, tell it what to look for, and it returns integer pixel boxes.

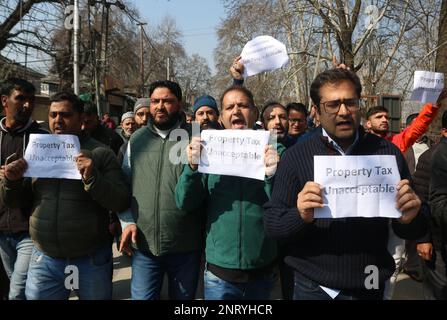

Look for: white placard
[314,155,401,219]
[24,134,82,180]
[410,71,444,103]
[240,35,289,77]
[198,130,270,180]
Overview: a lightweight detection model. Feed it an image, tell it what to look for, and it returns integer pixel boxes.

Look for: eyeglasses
[150,98,177,105]
[319,99,361,114]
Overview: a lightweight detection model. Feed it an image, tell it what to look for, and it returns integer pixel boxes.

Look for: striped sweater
[264,127,427,290]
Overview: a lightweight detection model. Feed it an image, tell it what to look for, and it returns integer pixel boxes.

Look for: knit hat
[134,98,150,113]
[192,95,219,116]
[121,111,134,122]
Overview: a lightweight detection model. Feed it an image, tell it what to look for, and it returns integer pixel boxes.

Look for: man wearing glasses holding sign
[264,68,427,300]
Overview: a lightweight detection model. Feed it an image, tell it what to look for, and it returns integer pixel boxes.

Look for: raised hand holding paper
[24,134,82,180]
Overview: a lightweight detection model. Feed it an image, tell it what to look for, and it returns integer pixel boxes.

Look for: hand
[436,87,447,108]
[332,55,349,70]
[187,136,202,171]
[416,242,433,261]
[4,159,27,181]
[297,182,324,223]
[76,153,94,180]
[264,145,279,177]
[119,224,138,256]
[396,179,421,224]
[229,56,245,80]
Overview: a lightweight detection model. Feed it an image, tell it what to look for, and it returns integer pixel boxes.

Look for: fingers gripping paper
[24,134,82,180]
[314,155,401,218]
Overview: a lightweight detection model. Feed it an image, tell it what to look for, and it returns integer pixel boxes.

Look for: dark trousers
[279,260,294,300]
[422,249,447,300]
[293,271,384,300]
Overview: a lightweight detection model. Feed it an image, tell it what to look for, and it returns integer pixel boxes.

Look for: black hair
[310,69,362,110]
[0,77,35,96]
[286,102,308,118]
[148,80,182,101]
[49,91,84,114]
[365,105,389,120]
[219,85,255,110]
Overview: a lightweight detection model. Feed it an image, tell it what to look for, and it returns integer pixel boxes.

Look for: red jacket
[386,102,439,153]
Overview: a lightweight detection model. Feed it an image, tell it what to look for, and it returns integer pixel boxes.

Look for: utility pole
[73,0,80,94]
[138,22,147,96]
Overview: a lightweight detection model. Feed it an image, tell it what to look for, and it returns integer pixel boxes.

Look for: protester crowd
[0,56,446,301]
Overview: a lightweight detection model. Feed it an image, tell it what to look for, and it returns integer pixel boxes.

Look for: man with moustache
[0,78,48,300]
[175,85,279,300]
[264,68,427,300]
[0,91,130,299]
[286,102,308,141]
[193,95,220,130]
[133,98,150,128]
[118,80,204,300]
[261,101,295,151]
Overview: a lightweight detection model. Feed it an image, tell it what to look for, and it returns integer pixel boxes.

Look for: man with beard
[261,102,295,151]
[365,98,442,153]
[133,98,150,128]
[0,78,48,299]
[193,95,220,130]
[118,112,136,143]
[175,85,279,300]
[0,91,130,300]
[118,80,204,300]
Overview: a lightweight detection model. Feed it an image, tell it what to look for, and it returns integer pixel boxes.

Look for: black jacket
[429,137,447,252]
[0,118,48,233]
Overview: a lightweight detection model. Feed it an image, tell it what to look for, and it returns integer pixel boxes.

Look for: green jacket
[1,136,130,258]
[175,165,277,270]
[128,121,204,256]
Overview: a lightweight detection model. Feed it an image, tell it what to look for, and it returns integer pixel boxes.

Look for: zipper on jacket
[154,139,166,255]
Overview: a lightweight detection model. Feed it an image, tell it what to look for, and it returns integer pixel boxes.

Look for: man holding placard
[0,92,130,300]
[118,80,204,300]
[264,68,427,300]
[175,85,279,300]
